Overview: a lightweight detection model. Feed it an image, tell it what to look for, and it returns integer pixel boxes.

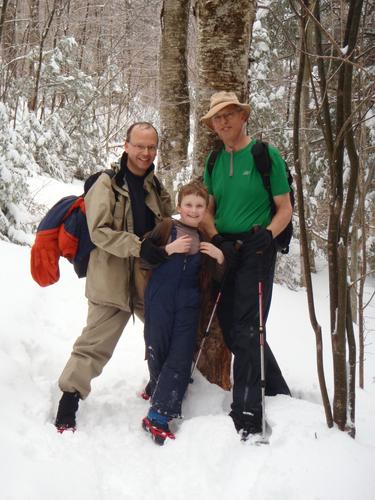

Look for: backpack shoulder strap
[251,140,274,206]
[83,169,115,195]
[207,149,220,176]
[251,140,271,185]
[206,139,227,176]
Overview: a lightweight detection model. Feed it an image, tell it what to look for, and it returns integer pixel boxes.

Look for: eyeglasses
[128,143,157,153]
[212,108,242,123]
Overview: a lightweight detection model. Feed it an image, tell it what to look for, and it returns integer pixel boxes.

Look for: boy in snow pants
[141,181,224,445]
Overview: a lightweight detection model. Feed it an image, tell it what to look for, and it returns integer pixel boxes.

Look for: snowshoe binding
[142,416,175,446]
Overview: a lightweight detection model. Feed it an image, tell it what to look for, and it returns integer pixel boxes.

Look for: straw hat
[201,91,251,131]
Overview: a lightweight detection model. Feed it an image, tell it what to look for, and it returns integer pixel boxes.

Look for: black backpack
[207,140,294,254]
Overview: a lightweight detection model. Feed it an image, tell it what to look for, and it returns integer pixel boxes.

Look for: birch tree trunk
[193,0,257,176]
[158,0,190,199]
[193,0,257,389]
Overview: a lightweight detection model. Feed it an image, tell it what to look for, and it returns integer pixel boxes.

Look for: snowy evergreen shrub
[248,1,296,152]
[0,104,36,243]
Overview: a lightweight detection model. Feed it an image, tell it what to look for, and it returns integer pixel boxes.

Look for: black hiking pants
[215,239,290,423]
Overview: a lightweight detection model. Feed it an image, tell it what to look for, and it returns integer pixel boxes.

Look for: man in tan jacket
[55,122,172,432]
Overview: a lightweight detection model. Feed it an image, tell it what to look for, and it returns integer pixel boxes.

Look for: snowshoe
[142,417,175,446]
[55,391,80,433]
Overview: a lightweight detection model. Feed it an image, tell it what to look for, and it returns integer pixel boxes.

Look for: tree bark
[299,18,316,285]
[346,287,356,438]
[158,0,190,199]
[193,0,257,389]
[193,0,257,177]
[0,0,10,46]
[332,0,363,432]
[28,1,58,112]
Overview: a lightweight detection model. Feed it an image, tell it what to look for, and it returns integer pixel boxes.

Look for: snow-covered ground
[1,175,374,500]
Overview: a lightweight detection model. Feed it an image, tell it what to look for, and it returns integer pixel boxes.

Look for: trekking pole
[256,249,268,443]
[190,240,242,383]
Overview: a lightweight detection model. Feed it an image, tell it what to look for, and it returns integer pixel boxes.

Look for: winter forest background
[0,0,374,438]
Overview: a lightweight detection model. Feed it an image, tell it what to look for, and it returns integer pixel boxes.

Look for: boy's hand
[200,242,224,264]
[166,235,192,255]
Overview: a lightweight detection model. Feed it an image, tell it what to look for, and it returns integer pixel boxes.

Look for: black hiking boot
[55,391,80,433]
[229,409,262,439]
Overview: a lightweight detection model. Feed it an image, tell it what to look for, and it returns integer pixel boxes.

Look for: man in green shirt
[201,91,291,439]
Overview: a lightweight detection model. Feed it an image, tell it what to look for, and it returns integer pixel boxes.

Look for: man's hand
[140,239,168,265]
[243,227,273,254]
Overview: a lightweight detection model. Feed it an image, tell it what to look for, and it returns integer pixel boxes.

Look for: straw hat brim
[201,102,251,131]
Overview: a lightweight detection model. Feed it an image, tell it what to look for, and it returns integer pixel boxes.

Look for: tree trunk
[28,0,58,112]
[293,0,333,428]
[193,0,257,389]
[27,0,40,110]
[346,288,356,438]
[300,0,364,433]
[77,0,90,71]
[0,0,16,101]
[332,0,363,432]
[0,0,10,46]
[299,18,316,286]
[193,0,257,177]
[158,0,190,199]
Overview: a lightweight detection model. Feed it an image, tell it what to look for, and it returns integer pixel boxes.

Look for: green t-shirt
[203,140,290,234]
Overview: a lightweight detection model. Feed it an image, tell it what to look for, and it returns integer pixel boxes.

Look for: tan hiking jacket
[84,167,172,311]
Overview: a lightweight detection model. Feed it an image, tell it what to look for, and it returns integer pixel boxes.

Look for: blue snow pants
[144,251,201,419]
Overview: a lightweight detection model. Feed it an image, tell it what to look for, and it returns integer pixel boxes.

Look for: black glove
[244,227,273,254]
[211,234,239,269]
[140,238,168,265]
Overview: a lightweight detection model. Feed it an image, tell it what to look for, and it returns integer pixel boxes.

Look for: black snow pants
[215,238,290,422]
[144,251,201,419]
